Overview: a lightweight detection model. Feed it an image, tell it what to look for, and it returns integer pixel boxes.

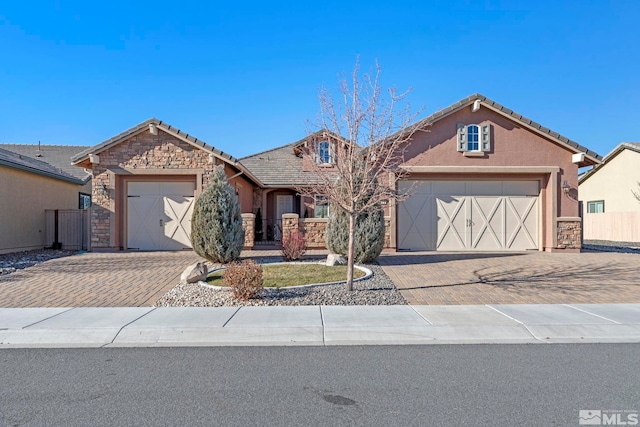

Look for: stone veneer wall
[91,129,217,248]
[260,213,392,250]
[300,218,329,248]
[241,213,255,249]
[556,219,582,250]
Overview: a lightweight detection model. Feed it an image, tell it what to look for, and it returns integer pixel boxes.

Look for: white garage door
[127,181,195,250]
[398,180,539,251]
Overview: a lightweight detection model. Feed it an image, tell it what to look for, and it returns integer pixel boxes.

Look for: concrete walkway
[1,304,639,348]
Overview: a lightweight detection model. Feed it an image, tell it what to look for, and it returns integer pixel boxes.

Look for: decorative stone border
[198,261,373,291]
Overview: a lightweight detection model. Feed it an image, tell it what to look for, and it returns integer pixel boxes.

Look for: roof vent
[149,123,158,135]
[471,99,481,112]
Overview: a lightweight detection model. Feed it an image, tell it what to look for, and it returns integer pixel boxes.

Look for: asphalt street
[0,344,638,426]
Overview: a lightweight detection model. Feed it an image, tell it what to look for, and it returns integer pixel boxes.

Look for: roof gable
[71,118,238,165]
[406,93,602,167]
[579,142,640,184]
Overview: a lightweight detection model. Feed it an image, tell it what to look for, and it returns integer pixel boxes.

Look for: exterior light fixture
[562,180,571,195]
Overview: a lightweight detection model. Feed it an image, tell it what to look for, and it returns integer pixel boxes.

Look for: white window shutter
[456,123,466,152]
[481,124,491,152]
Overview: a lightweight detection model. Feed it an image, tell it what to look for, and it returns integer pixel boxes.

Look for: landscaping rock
[180,261,208,284]
[325,254,347,266]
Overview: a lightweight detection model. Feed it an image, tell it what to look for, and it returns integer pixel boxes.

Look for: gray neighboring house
[0,144,91,254]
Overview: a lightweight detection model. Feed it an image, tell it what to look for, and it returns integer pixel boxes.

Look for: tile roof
[0,144,91,182]
[70,118,238,164]
[0,147,86,184]
[239,142,326,187]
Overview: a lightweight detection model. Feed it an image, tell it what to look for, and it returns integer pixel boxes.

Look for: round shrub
[191,165,244,263]
[325,205,385,263]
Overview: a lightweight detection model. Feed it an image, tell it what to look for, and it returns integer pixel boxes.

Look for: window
[467,125,479,151]
[315,195,330,218]
[457,123,491,153]
[587,200,604,213]
[315,141,333,164]
[79,193,91,209]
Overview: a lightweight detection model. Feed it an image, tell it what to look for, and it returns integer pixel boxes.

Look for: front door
[275,195,294,240]
[127,181,195,250]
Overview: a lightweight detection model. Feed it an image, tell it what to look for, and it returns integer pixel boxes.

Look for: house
[0,145,92,254]
[71,94,602,253]
[578,142,640,243]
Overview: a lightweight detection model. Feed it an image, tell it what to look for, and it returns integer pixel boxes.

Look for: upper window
[587,200,604,213]
[457,123,491,154]
[315,141,333,164]
[467,125,480,151]
[315,195,330,218]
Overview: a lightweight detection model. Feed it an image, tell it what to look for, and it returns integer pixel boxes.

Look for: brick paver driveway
[378,250,640,305]
[0,249,329,308]
[0,251,202,307]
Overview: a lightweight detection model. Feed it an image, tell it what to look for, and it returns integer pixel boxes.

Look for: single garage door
[397,180,539,251]
[127,181,195,250]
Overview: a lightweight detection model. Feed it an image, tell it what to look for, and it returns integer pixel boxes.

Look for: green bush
[190,165,245,263]
[224,260,263,300]
[325,205,385,263]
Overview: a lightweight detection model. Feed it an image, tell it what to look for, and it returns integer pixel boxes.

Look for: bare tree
[298,59,422,290]
[633,182,640,202]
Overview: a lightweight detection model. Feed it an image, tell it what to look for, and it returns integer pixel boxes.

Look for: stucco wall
[0,166,90,254]
[397,105,582,251]
[403,107,580,218]
[579,149,640,213]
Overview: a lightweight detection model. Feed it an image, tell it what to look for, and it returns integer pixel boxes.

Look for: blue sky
[0,1,637,158]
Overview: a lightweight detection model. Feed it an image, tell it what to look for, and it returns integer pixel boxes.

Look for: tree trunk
[346,212,356,291]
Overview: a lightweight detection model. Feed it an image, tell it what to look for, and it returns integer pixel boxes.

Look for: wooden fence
[45,209,90,251]
[582,211,640,243]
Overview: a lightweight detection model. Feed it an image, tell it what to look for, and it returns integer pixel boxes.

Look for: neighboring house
[0,145,92,254]
[71,94,602,253]
[578,142,640,243]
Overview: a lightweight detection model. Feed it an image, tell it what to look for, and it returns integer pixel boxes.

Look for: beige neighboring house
[0,145,92,254]
[579,142,640,243]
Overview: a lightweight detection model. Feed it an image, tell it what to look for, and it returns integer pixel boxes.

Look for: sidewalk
[1,304,639,348]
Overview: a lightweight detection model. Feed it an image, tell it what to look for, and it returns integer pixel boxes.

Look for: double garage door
[127,181,195,250]
[397,180,539,251]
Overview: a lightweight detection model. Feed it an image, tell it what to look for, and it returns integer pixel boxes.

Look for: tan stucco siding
[403,107,580,218]
[579,149,640,213]
[0,166,90,254]
[227,172,256,214]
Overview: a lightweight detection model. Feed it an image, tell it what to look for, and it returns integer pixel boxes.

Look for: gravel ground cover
[0,249,77,276]
[155,262,407,307]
